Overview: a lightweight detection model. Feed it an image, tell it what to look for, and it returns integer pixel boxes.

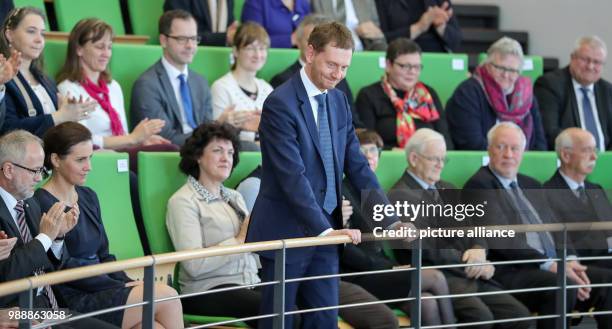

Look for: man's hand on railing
[327,229,361,244]
[550,260,592,301]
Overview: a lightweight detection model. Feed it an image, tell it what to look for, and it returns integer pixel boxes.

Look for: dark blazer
[35,187,130,294]
[446,77,547,150]
[534,66,612,150]
[2,71,58,137]
[543,170,612,257]
[130,60,213,145]
[246,71,396,261]
[163,0,234,46]
[464,166,569,273]
[270,60,363,128]
[375,0,461,52]
[0,196,66,307]
[241,0,310,48]
[356,81,453,149]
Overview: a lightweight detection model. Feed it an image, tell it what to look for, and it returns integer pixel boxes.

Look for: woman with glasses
[34,122,183,329]
[356,38,452,150]
[341,129,456,328]
[446,37,547,150]
[211,22,272,151]
[0,7,96,137]
[56,18,171,150]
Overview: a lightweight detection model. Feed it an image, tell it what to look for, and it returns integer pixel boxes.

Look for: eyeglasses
[360,145,381,156]
[574,55,605,67]
[489,62,521,75]
[492,143,524,153]
[164,34,201,45]
[393,62,424,72]
[416,153,449,164]
[10,162,47,176]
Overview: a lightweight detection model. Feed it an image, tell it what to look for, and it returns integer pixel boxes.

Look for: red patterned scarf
[473,65,534,147]
[81,77,125,136]
[381,74,440,148]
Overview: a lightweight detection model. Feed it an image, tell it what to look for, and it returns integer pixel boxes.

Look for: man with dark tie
[464,122,612,329]
[131,10,214,146]
[0,130,118,329]
[535,36,612,151]
[388,128,530,329]
[544,127,612,269]
[246,22,403,329]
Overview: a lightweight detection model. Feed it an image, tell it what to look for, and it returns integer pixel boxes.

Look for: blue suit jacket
[246,72,396,261]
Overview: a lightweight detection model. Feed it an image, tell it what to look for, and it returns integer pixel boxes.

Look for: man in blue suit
[247,22,401,329]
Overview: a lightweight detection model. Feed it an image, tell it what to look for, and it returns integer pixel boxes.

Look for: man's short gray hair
[405,128,445,167]
[486,121,526,149]
[573,35,607,57]
[554,128,595,156]
[295,14,333,41]
[486,37,524,66]
[0,130,43,165]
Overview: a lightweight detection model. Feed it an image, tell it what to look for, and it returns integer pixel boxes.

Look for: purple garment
[241,0,310,48]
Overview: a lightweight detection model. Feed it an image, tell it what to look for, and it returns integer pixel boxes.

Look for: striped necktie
[15,201,59,310]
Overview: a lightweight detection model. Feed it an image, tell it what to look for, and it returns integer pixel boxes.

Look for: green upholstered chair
[13,0,49,30]
[128,0,164,44]
[85,152,144,260]
[192,46,233,85]
[43,40,68,81]
[109,43,163,128]
[375,151,408,192]
[256,48,299,82]
[519,152,559,183]
[588,152,612,191]
[477,53,544,84]
[54,0,125,34]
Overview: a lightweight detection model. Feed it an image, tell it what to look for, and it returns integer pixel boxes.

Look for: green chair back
[478,53,544,84]
[346,52,469,105]
[192,46,232,85]
[109,43,163,127]
[234,0,245,22]
[54,0,125,34]
[257,48,299,82]
[13,0,50,30]
[375,151,407,192]
[224,152,262,188]
[443,151,486,188]
[588,152,612,191]
[128,0,164,44]
[519,152,559,183]
[85,152,144,260]
[43,40,68,81]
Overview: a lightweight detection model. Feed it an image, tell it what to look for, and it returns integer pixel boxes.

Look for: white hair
[405,128,445,167]
[573,35,607,57]
[0,130,43,165]
[486,121,526,149]
[554,128,596,156]
[486,37,524,67]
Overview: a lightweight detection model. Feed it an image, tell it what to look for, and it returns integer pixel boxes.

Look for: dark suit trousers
[446,275,531,329]
[30,295,120,329]
[495,268,577,329]
[258,246,339,329]
[576,265,612,329]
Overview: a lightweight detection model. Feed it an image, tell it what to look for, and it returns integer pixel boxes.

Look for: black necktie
[576,186,589,205]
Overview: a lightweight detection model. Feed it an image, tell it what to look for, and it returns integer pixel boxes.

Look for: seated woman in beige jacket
[166,122,260,326]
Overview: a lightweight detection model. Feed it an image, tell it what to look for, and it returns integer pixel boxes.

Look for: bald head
[555,128,598,182]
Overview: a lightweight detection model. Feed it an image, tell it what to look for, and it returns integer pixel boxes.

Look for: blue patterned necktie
[508,182,557,258]
[15,201,59,310]
[178,74,197,129]
[314,93,337,214]
[579,87,602,150]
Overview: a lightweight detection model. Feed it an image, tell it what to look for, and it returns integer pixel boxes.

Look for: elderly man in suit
[130,10,213,146]
[247,21,406,329]
[388,128,530,329]
[544,127,612,269]
[535,36,612,151]
[0,130,118,329]
[464,122,612,329]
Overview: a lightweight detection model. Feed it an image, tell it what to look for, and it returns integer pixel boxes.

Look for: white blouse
[31,83,56,115]
[57,79,129,148]
[211,72,273,141]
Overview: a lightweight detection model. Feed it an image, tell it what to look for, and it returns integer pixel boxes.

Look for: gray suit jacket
[130,60,213,145]
[311,0,380,25]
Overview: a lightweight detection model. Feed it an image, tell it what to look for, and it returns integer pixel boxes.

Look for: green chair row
[43,41,469,127]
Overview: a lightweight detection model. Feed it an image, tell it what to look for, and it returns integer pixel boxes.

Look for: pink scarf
[81,78,125,136]
[473,65,534,147]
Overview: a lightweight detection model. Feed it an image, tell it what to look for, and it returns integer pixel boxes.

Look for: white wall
[454,0,612,80]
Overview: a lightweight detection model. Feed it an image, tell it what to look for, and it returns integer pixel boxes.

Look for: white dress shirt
[161,56,193,135]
